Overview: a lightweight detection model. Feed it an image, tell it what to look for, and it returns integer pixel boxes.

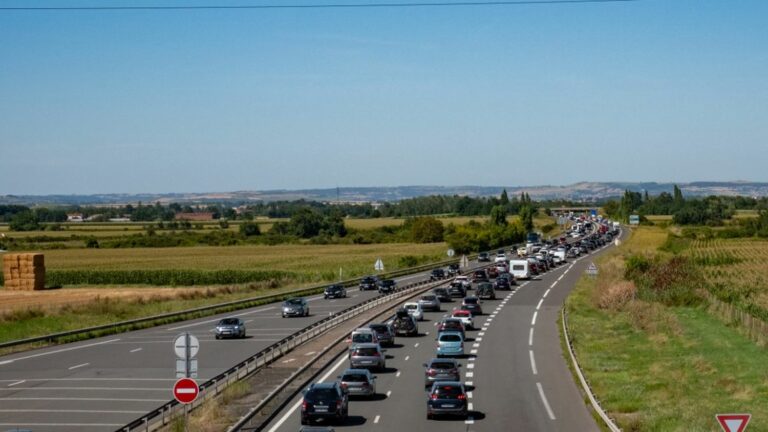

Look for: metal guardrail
[0,255,476,350]
[118,276,447,432]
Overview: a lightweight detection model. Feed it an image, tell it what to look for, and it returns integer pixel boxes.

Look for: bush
[239,222,261,237]
[46,269,295,287]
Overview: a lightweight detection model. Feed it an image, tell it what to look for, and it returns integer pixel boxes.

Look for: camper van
[509,259,531,280]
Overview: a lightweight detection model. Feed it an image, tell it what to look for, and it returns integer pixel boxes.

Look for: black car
[301,382,349,425]
[477,252,490,262]
[392,308,418,336]
[430,268,446,281]
[432,287,451,302]
[324,284,347,299]
[426,381,469,420]
[471,270,488,283]
[447,263,461,276]
[461,296,483,315]
[448,282,466,298]
[476,283,495,300]
[368,323,395,347]
[359,275,378,291]
[378,279,396,294]
[493,277,512,291]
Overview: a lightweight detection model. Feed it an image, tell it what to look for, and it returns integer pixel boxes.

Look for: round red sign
[173,378,199,404]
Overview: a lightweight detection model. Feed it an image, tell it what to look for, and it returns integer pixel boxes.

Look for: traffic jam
[295,214,621,427]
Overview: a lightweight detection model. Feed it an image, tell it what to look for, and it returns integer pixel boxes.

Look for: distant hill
[2,182,768,206]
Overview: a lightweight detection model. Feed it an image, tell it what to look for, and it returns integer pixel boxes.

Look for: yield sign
[173,378,199,404]
[716,414,751,432]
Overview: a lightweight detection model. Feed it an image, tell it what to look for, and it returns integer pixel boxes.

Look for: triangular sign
[716,414,751,432]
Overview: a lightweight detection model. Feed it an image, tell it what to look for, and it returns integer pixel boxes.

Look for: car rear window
[354,347,378,356]
[306,388,338,400]
[352,334,373,343]
[430,362,456,369]
[452,311,469,317]
[513,265,525,270]
[432,385,463,398]
[421,296,436,301]
[405,304,417,310]
[464,298,478,304]
[342,374,368,382]
[439,334,462,342]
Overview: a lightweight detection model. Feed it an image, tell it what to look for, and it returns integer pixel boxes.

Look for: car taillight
[302,400,310,410]
[371,351,380,357]
[361,382,369,387]
[430,394,439,400]
[457,394,466,400]
[340,383,347,389]
[337,400,343,409]
[427,369,437,376]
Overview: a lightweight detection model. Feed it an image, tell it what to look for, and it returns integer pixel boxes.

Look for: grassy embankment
[566,226,768,431]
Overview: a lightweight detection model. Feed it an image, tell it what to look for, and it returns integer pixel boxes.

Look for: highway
[0,269,441,431]
[263,237,621,432]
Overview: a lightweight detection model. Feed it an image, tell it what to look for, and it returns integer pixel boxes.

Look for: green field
[566,227,768,431]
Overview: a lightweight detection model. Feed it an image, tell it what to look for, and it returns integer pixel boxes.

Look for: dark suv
[430,268,446,281]
[300,382,349,425]
[378,279,396,294]
[359,276,378,291]
[447,263,461,276]
[477,252,490,262]
[392,308,418,336]
[324,284,346,299]
[426,381,468,420]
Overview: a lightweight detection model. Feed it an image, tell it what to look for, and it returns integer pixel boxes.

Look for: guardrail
[0,255,476,351]
[118,276,448,432]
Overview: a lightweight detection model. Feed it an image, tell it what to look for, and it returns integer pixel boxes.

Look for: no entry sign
[173,378,199,404]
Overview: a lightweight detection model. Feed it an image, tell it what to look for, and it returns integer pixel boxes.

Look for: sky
[1,0,767,195]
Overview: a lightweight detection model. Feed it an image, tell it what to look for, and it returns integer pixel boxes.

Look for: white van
[509,259,531,280]
[552,249,566,264]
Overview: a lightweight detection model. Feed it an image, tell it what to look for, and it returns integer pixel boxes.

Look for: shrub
[46,269,295,287]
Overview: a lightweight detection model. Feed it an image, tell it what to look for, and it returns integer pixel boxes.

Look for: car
[299,427,336,432]
[493,276,512,291]
[432,287,451,303]
[447,263,461,276]
[436,331,464,357]
[454,275,472,289]
[324,284,347,299]
[359,275,379,291]
[300,382,349,425]
[349,342,386,371]
[486,266,499,278]
[471,270,488,283]
[378,279,396,294]
[423,358,462,387]
[367,323,395,347]
[214,317,246,339]
[495,262,509,274]
[477,252,490,262]
[282,297,309,318]
[476,282,495,300]
[461,296,483,315]
[426,381,469,420]
[347,328,379,347]
[448,281,466,298]
[418,294,441,312]
[338,368,377,398]
[391,308,419,336]
[430,268,446,281]
[494,253,507,263]
[496,272,517,285]
[450,309,474,330]
[403,302,424,321]
[437,318,466,338]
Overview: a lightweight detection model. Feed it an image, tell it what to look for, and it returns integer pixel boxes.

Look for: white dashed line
[374,415,380,424]
[466,372,474,378]
[7,380,25,387]
[536,299,544,310]
[68,363,89,370]
[129,348,142,353]
[543,289,551,298]
[305,351,316,356]
[473,343,480,348]
[386,390,392,397]
[414,343,419,348]
[281,358,295,364]
[396,371,401,377]
[0,339,120,365]
[475,337,483,342]
[465,381,473,386]
[478,332,485,337]
[529,328,534,346]
[405,356,410,361]
[467,391,473,398]
[529,350,538,375]
[537,382,557,420]
[468,402,474,411]
[470,349,477,354]
[531,311,538,326]
[467,363,475,369]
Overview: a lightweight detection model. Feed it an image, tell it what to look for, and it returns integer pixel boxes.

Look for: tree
[290,208,325,238]
[500,189,509,206]
[9,211,40,231]
[239,222,261,237]
[490,205,508,226]
[408,217,445,243]
[518,205,534,232]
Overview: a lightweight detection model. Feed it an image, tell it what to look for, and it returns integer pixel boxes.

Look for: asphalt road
[0,268,448,431]
[263,235,623,432]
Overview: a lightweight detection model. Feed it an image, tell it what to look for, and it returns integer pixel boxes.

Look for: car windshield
[286,299,303,305]
[405,304,417,310]
[218,318,239,325]
[421,296,436,301]
[432,385,463,399]
[342,373,369,382]
[439,334,462,342]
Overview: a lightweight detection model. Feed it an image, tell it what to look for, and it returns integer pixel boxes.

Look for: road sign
[374,258,384,271]
[629,215,640,225]
[173,378,199,404]
[716,414,751,432]
[460,255,470,269]
[176,359,199,379]
[586,262,599,276]
[174,333,199,359]
[615,239,622,247]
[447,249,455,257]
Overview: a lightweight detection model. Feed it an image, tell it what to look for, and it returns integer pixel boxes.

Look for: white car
[494,254,507,263]
[453,276,472,290]
[451,309,474,330]
[403,302,424,321]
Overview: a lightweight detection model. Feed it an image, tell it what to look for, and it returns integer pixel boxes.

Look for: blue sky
[1,0,767,194]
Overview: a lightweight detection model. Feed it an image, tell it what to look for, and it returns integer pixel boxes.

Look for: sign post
[586,262,599,277]
[173,333,199,431]
[374,258,384,272]
[716,414,751,432]
[459,255,469,269]
[173,378,200,404]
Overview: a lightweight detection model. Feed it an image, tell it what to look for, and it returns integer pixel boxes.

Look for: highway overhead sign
[173,378,199,404]
[374,258,384,271]
[716,414,751,432]
[174,333,199,359]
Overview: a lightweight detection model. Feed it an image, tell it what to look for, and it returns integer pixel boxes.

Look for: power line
[0,0,647,12]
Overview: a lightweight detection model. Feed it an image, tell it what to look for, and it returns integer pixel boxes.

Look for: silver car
[214,317,246,339]
[349,343,386,371]
[423,358,461,387]
[418,294,441,312]
[338,368,377,398]
[282,297,309,318]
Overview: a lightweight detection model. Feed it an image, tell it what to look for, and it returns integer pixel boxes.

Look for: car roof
[353,327,375,334]
[310,382,338,390]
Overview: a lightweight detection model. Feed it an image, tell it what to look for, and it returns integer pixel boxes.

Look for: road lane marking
[537,382,557,420]
[550,282,557,289]
[281,358,295,363]
[0,409,147,414]
[0,397,168,402]
[267,354,348,432]
[0,423,123,427]
[414,343,419,348]
[543,289,551,298]
[7,380,25,387]
[529,350,538,375]
[558,274,564,281]
[304,351,316,356]
[396,371,401,377]
[531,311,538,326]
[467,364,475,369]
[466,372,473,378]
[475,337,482,341]
[529,328,534,346]
[405,356,410,361]
[374,415,380,424]
[0,339,120,365]
[129,348,142,353]
[465,381,473,386]
[166,307,277,330]
[478,332,485,336]
[386,390,391,397]
[536,299,544,310]
[468,402,474,410]
[467,391,473,398]
[473,343,480,348]
[0,387,167,391]
[470,349,477,354]
[68,363,89,370]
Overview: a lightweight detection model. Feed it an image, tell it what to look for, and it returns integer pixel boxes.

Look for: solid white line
[536,299,544,310]
[529,350,538,375]
[531,311,538,326]
[0,397,168,402]
[558,274,564,281]
[68,363,89,370]
[537,382,557,420]
[0,409,146,414]
[267,354,348,432]
[0,387,167,391]
[529,328,534,346]
[374,415,380,424]
[0,423,123,427]
[0,339,120,364]
[129,348,142,353]
[543,289,551,298]
[550,282,557,289]
[7,380,25,387]
[0,378,175,382]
